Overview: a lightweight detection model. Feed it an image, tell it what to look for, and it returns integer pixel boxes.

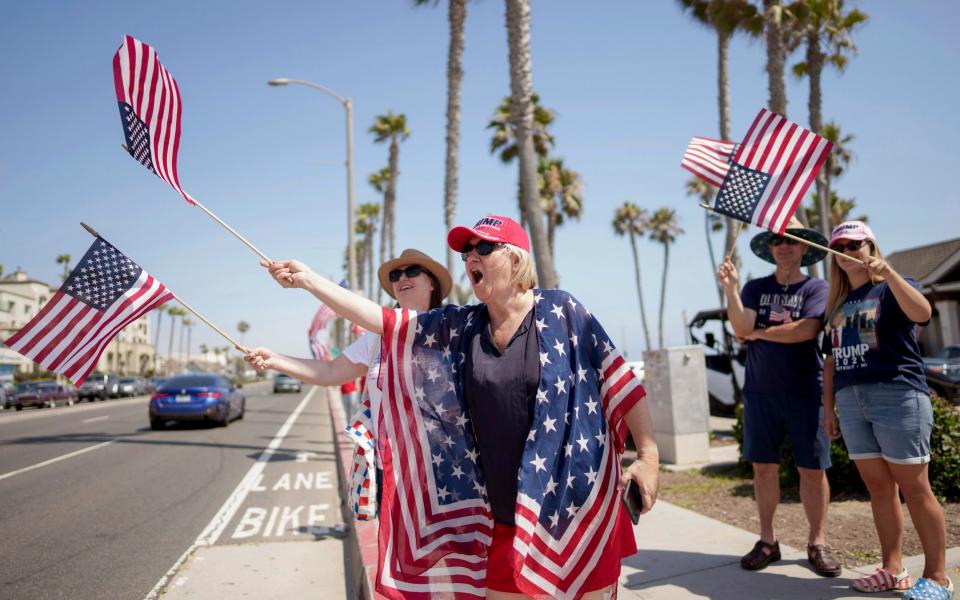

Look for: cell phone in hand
[623,479,644,525]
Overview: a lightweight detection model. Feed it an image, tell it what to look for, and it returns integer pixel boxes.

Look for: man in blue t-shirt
[717,218,841,577]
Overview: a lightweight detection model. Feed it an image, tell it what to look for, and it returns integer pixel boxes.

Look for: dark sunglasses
[388,265,424,282]
[768,236,800,247]
[460,240,505,262]
[830,239,868,253]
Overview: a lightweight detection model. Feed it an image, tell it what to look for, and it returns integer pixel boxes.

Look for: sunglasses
[388,265,424,282]
[768,236,800,247]
[830,239,869,253]
[460,240,505,262]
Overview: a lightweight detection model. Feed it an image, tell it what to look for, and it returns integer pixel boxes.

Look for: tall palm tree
[537,156,583,261]
[182,318,195,365]
[237,321,250,347]
[648,208,684,349]
[413,0,468,285]
[356,202,381,299]
[612,203,652,351]
[55,254,71,282]
[369,112,410,265]
[200,344,209,362]
[166,306,184,375]
[685,177,726,307]
[763,0,789,116]
[212,347,222,370]
[368,168,391,299]
[787,0,867,242]
[805,190,866,232]
[487,93,556,226]
[153,304,167,374]
[504,0,559,289]
[677,0,762,259]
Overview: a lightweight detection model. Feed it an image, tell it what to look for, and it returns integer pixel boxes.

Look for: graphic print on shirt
[756,291,804,327]
[828,292,880,372]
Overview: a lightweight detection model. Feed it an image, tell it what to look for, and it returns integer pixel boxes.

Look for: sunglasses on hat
[388,265,424,282]
[460,240,505,262]
[830,239,869,253]
[768,236,799,247]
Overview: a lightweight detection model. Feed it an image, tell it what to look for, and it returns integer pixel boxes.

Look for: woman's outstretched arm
[245,347,367,387]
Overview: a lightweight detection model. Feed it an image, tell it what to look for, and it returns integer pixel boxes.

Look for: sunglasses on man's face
[388,265,424,282]
[830,239,868,253]
[768,236,800,247]
[460,240,505,262]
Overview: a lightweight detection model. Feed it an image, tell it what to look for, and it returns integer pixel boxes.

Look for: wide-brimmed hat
[377,248,452,300]
[447,215,530,253]
[750,216,828,267]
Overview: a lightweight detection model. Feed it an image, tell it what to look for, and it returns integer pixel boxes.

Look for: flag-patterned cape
[3,237,174,386]
[374,289,645,599]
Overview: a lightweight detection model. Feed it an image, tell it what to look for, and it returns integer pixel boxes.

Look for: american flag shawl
[373,289,645,599]
[113,35,195,204]
[680,136,737,187]
[3,237,174,387]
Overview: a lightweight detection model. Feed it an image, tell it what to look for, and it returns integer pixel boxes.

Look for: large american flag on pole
[113,35,195,204]
[683,108,832,234]
[3,238,174,387]
[374,289,644,599]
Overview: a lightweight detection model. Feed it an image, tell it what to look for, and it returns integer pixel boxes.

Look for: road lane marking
[143,386,317,600]
[0,440,114,482]
[82,416,110,423]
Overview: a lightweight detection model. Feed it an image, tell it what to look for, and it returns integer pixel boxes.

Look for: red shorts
[486,503,638,594]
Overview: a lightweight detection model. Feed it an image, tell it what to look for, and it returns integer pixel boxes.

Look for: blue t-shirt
[741,275,828,395]
[824,279,929,394]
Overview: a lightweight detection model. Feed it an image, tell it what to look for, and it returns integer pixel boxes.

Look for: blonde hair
[825,240,885,324]
[504,245,538,291]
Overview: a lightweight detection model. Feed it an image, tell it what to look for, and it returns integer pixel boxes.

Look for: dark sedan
[11,381,77,410]
[149,373,245,430]
[923,344,960,403]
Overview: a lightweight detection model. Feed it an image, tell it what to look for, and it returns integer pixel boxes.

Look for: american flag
[113,35,194,204]
[711,108,832,234]
[681,136,737,187]
[3,238,174,387]
[768,306,794,324]
[374,289,645,599]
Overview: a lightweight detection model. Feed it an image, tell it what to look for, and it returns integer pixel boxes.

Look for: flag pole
[80,222,248,352]
[697,204,863,265]
[724,221,743,261]
[120,144,272,263]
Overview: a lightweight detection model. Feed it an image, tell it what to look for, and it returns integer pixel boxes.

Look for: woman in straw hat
[260,215,658,600]
[821,221,951,599]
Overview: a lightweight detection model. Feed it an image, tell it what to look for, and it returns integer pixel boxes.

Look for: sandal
[740,539,781,571]
[851,567,912,593]
[902,576,956,600]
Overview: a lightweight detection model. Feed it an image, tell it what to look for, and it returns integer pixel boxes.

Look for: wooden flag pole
[724,221,743,261]
[80,222,248,352]
[697,204,863,265]
[120,144,272,263]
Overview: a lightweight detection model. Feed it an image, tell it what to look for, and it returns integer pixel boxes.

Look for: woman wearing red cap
[822,221,952,599]
[262,215,659,600]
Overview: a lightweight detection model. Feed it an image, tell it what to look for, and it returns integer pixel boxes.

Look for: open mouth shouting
[469,266,484,285]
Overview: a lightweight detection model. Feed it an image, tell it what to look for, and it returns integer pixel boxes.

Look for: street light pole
[268,78,357,294]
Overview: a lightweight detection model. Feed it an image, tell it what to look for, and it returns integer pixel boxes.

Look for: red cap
[447,215,530,253]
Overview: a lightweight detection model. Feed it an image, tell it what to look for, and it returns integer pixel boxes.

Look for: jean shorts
[742,390,831,470]
[835,381,933,465]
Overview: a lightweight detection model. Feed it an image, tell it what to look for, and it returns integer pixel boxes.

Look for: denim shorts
[742,390,831,470]
[835,382,933,465]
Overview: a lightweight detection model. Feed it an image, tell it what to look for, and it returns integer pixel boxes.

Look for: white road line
[143,386,318,600]
[0,440,114,482]
[82,416,109,423]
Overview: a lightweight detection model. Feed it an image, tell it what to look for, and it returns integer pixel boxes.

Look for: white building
[0,269,157,379]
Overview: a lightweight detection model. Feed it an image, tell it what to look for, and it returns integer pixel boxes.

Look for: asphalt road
[0,381,336,600]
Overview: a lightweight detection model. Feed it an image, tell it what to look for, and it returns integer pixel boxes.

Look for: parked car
[78,373,120,401]
[11,381,77,410]
[687,309,746,416]
[117,376,149,397]
[1,385,11,410]
[923,344,960,403]
[149,373,245,430]
[273,373,302,394]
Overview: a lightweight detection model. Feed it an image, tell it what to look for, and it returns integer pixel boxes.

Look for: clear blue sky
[2,1,958,360]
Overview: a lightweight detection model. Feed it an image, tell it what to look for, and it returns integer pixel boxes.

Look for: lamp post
[268,78,357,293]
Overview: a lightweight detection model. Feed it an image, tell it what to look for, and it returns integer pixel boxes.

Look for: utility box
[642,345,710,465]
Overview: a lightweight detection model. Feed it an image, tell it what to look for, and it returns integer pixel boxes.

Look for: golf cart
[687,308,746,416]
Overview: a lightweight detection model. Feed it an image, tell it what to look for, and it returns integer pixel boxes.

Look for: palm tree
[504,0,559,289]
[369,112,410,265]
[153,304,167,374]
[56,254,71,282]
[677,0,762,259]
[356,202,381,299]
[763,0,789,116]
[805,191,866,232]
[537,156,583,261]
[685,176,726,308]
[200,344,209,363]
[237,321,250,347]
[221,346,232,376]
[648,208,684,349]
[414,0,468,285]
[181,318,195,366]
[212,347,222,370]
[368,168,391,299]
[612,203,652,351]
[166,306,184,375]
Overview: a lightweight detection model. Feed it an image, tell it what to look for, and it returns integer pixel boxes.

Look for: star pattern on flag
[714,162,771,221]
[63,239,142,309]
[119,103,156,175]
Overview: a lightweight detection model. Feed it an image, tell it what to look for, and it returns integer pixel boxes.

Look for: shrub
[733,394,960,500]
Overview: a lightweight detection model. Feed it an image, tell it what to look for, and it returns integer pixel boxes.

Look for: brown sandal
[741,539,781,571]
[807,544,842,577]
